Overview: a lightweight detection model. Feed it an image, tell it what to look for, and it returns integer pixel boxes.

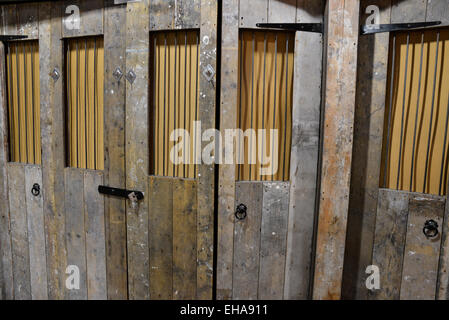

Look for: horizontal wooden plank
[62,0,104,38]
[239,0,268,28]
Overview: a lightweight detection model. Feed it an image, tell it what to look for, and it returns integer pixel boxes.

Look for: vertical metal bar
[84,39,88,169]
[23,42,28,163]
[183,31,187,178]
[260,32,267,181]
[423,31,440,193]
[15,44,21,162]
[31,42,36,164]
[383,34,397,188]
[410,33,425,191]
[163,34,167,176]
[396,33,410,190]
[7,44,15,161]
[238,34,243,181]
[76,40,80,168]
[67,42,72,167]
[271,33,278,180]
[249,31,255,180]
[173,34,177,177]
[439,92,449,195]
[93,38,97,170]
[282,34,289,181]
[194,33,199,178]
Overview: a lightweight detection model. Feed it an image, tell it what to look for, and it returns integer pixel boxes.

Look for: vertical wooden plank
[439,178,449,299]
[258,182,289,300]
[2,5,17,36]
[173,179,197,300]
[217,0,238,301]
[197,0,217,300]
[25,165,48,300]
[175,0,200,29]
[0,39,14,300]
[17,3,39,40]
[64,168,87,300]
[62,0,104,38]
[400,197,445,300]
[313,0,360,300]
[103,0,128,300]
[268,0,297,23]
[39,1,67,300]
[84,171,107,300]
[296,0,324,23]
[232,182,262,300]
[8,164,31,299]
[390,0,427,23]
[370,189,409,300]
[426,0,449,24]
[343,0,392,300]
[284,1,324,300]
[149,0,175,30]
[149,176,173,299]
[239,0,268,27]
[126,0,150,300]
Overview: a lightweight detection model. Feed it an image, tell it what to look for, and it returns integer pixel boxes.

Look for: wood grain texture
[173,179,197,299]
[7,163,31,300]
[217,0,238,301]
[84,170,107,300]
[268,0,297,23]
[439,175,449,299]
[17,3,39,40]
[232,182,263,300]
[400,196,444,300]
[103,0,128,300]
[196,0,217,300]
[0,40,14,300]
[343,0,392,300]
[25,165,48,300]
[258,182,290,300]
[39,2,67,300]
[64,168,87,300]
[62,0,104,38]
[390,0,427,23]
[149,0,175,30]
[125,0,150,300]
[313,0,360,300]
[426,0,449,24]
[149,176,173,300]
[239,0,268,27]
[370,189,409,300]
[175,0,201,29]
[296,0,324,23]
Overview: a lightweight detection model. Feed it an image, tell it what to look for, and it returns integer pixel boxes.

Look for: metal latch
[256,23,323,34]
[361,21,441,35]
[98,185,144,201]
[0,35,28,42]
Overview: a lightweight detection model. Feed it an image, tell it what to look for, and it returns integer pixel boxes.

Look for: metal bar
[282,34,289,181]
[16,43,21,162]
[163,34,167,176]
[396,33,410,190]
[383,34,396,188]
[23,42,28,163]
[238,34,243,181]
[440,93,449,196]
[0,35,28,41]
[76,40,80,168]
[173,34,177,177]
[98,185,144,201]
[410,33,425,192]
[183,31,187,178]
[361,21,441,35]
[249,31,255,180]
[423,31,440,193]
[256,23,323,34]
[93,38,97,170]
[84,39,88,168]
[7,44,15,160]
[271,33,278,180]
[260,32,267,181]
[194,33,199,178]
[31,42,36,164]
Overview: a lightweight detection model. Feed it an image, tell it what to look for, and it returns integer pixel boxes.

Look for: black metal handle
[98,185,144,201]
[423,220,439,239]
[31,183,40,197]
[235,203,247,221]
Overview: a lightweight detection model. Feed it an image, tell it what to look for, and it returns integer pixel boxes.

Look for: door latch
[98,185,144,201]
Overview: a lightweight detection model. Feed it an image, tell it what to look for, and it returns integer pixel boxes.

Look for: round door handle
[423,219,439,239]
[235,203,247,221]
[31,183,40,197]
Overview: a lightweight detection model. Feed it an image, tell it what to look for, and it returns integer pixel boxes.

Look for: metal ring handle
[423,220,439,238]
[235,203,247,221]
[31,183,40,197]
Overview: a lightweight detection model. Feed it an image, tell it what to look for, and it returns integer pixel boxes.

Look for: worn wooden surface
[232,182,263,300]
[400,197,444,300]
[268,0,297,23]
[84,171,107,300]
[125,0,150,300]
[426,0,449,25]
[149,176,173,300]
[196,0,217,300]
[149,0,200,30]
[313,0,360,300]
[370,189,409,300]
[62,0,103,38]
[390,0,427,23]
[25,165,47,300]
[239,0,268,27]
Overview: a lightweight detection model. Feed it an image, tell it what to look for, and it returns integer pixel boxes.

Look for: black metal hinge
[0,35,28,42]
[98,185,144,201]
[361,21,441,35]
[256,23,323,34]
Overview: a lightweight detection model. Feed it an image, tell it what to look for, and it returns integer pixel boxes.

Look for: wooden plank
[16,3,39,39]
[196,0,217,300]
[149,0,175,30]
[7,163,31,299]
[258,182,290,300]
[64,168,87,300]
[370,189,409,300]
[296,0,324,23]
[103,0,128,300]
[439,181,449,299]
[400,196,445,300]
[239,0,268,28]
[390,0,427,23]
[84,170,107,300]
[342,0,392,300]
[149,176,173,300]
[175,0,200,29]
[39,1,67,300]
[0,39,14,300]
[217,0,238,301]
[284,3,324,298]
[232,182,262,300]
[312,0,360,300]
[1,5,17,36]
[426,0,449,25]
[268,0,297,23]
[173,179,197,299]
[125,0,150,300]
[25,165,48,300]
[62,0,104,38]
